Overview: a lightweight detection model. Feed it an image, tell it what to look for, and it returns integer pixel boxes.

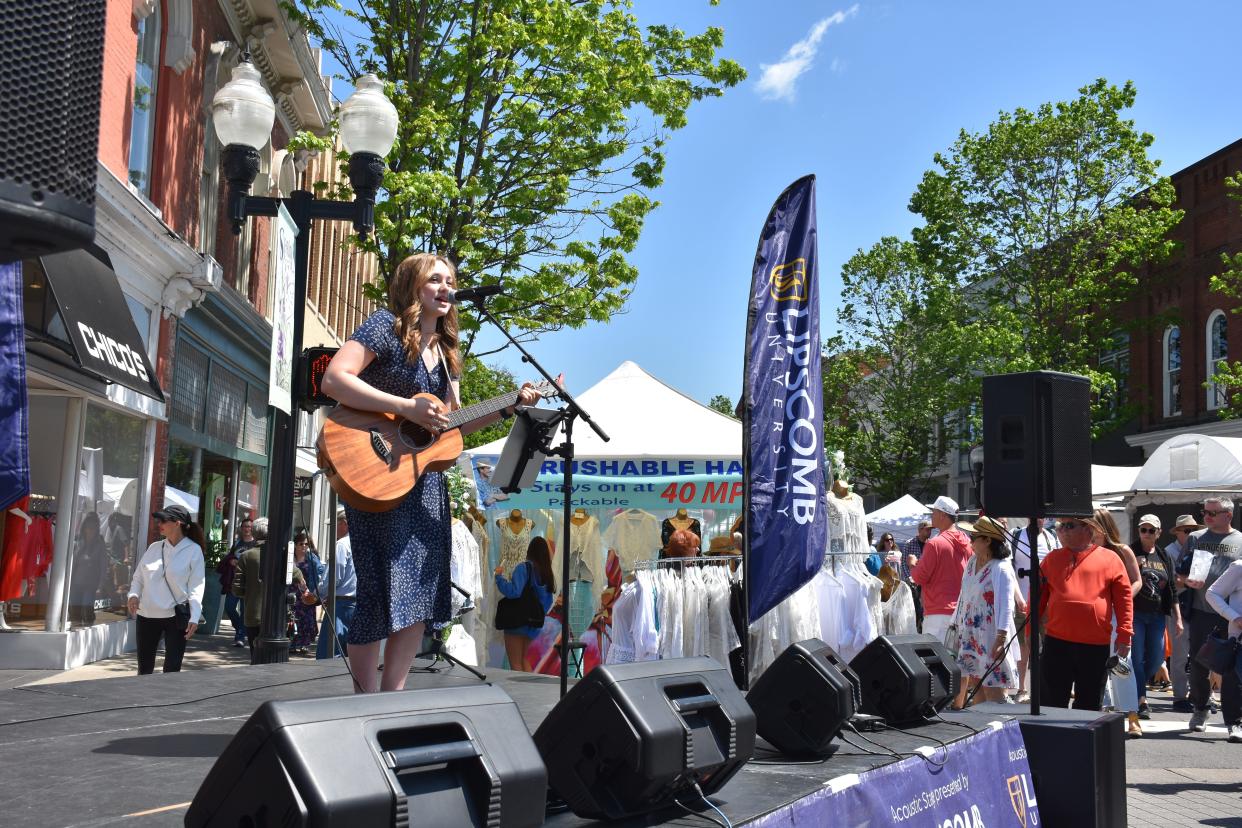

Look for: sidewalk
[1125,686,1242,827]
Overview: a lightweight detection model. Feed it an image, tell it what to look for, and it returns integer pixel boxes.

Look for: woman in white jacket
[127,504,206,674]
[1206,559,1242,744]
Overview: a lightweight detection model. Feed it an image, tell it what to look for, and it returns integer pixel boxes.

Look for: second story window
[1164,325,1182,418]
[1099,330,1130,414]
[1207,311,1228,411]
[128,5,162,194]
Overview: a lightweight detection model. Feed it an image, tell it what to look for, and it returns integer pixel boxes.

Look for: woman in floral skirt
[952,515,1022,706]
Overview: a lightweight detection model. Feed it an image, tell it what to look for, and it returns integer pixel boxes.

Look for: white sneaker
[1228,725,1242,744]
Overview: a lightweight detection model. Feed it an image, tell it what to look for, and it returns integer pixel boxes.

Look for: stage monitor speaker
[848,634,960,725]
[0,0,106,262]
[982,370,1093,517]
[534,656,756,821]
[747,638,858,756]
[1011,710,1125,827]
[185,684,547,828]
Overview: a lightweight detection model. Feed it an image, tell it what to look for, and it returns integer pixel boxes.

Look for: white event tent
[1125,433,1242,509]
[466,360,742,461]
[864,494,928,545]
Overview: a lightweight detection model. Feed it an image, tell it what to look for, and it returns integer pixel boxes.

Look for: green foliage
[823,238,974,502]
[460,357,518,449]
[286,0,745,355]
[1208,173,1242,415]
[908,78,1182,433]
[708,394,734,418]
[445,466,472,518]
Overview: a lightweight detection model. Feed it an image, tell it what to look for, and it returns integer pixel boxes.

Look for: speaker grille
[0,0,103,204]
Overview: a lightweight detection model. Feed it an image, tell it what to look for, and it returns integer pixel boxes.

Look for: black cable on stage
[873,722,950,768]
[839,723,909,762]
[749,746,830,766]
[672,781,733,828]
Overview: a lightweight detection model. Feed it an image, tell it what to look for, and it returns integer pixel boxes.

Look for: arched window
[1164,326,1182,418]
[128,4,162,194]
[1207,311,1228,411]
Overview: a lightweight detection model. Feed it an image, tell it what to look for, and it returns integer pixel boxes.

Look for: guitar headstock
[529,376,563,402]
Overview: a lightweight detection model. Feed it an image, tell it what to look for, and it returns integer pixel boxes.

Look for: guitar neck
[447,390,522,430]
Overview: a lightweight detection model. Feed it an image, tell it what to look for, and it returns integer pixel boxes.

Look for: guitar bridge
[369,429,393,464]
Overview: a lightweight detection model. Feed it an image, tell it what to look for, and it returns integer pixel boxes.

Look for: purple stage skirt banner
[748,720,1041,827]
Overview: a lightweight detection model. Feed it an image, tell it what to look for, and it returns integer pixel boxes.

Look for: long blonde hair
[1092,508,1125,553]
[388,253,461,376]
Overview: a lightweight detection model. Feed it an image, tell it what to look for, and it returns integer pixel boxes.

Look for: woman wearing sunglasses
[1131,514,1181,729]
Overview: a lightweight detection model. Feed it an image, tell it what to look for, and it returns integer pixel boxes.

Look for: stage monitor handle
[494,407,564,495]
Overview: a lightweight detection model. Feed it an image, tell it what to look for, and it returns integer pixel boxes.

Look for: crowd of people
[872,494,1241,744]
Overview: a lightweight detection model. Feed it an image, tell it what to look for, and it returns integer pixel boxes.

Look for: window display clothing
[1,499,37,600]
[953,558,1019,689]
[496,517,534,575]
[602,509,661,571]
[661,515,702,548]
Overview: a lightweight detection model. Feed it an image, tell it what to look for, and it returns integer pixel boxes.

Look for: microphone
[448,284,504,304]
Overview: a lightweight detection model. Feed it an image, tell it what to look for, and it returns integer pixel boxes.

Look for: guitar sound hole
[398,420,433,450]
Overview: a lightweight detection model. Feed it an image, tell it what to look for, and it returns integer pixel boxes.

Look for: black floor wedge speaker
[747,639,858,756]
[849,634,961,725]
[534,656,756,821]
[982,371,1093,518]
[185,684,547,828]
[0,0,106,261]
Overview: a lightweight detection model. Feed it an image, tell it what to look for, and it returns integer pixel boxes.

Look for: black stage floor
[0,660,1000,827]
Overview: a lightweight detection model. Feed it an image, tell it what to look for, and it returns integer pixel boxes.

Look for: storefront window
[7,394,69,630]
[238,462,264,523]
[69,403,146,627]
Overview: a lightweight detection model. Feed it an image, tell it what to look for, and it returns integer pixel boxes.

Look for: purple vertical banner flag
[743,175,827,623]
[0,261,30,510]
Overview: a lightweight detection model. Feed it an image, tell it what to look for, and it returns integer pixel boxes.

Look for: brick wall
[96,0,139,178]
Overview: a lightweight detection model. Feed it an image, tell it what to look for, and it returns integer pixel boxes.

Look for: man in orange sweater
[1039,516,1134,711]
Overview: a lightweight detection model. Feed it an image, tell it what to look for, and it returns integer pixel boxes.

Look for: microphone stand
[469,298,610,699]
[416,580,486,681]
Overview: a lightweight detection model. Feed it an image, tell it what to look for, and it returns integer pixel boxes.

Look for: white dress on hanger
[602,510,662,572]
[882,581,918,636]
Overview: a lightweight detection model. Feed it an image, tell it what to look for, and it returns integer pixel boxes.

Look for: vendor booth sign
[469,456,743,511]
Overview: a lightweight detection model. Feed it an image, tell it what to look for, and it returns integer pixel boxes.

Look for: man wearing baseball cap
[1166,514,1204,711]
[910,496,972,640]
[1039,515,1133,711]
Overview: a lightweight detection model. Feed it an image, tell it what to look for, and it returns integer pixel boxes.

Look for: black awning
[32,246,164,402]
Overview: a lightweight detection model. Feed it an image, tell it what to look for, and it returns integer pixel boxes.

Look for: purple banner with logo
[748,720,1041,827]
[0,261,29,510]
[743,175,827,623]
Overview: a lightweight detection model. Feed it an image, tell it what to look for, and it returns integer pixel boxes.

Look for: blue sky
[324,1,1242,407]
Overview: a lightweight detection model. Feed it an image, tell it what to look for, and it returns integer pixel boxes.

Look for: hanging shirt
[496,518,533,575]
[602,510,662,571]
[882,581,918,635]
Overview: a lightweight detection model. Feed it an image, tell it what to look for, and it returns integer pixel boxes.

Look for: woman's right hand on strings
[402,396,450,432]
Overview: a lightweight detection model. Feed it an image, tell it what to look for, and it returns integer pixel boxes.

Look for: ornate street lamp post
[211,63,397,663]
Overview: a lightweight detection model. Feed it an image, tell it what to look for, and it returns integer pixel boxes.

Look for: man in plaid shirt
[902,520,931,631]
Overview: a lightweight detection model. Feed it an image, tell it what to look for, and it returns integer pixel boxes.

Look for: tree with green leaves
[1207,173,1242,416]
[909,78,1183,432]
[286,0,744,357]
[708,394,734,418]
[460,357,518,449]
[823,238,974,502]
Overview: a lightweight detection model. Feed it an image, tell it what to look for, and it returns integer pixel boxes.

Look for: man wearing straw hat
[1039,514,1133,711]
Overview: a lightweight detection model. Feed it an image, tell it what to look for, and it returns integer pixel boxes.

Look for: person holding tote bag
[127,504,206,675]
[494,536,555,672]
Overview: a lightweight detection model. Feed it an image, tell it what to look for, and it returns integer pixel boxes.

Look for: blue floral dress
[344,310,452,645]
[953,558,1019,688]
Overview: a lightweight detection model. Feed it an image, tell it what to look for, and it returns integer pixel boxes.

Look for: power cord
[872,722,950,768]
[672,781,732,828]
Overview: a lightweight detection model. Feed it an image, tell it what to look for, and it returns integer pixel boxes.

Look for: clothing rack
[631,554,741,570]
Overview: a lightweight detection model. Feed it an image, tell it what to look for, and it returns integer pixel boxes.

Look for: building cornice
[94,164,221,317]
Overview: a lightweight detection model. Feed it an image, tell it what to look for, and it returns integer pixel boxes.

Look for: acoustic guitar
[317,380,560,512]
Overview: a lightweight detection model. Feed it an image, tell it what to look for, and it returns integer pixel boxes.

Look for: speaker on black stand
[1,0,107,262]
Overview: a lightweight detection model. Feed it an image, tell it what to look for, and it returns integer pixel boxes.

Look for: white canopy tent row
[1123,433,1242,511]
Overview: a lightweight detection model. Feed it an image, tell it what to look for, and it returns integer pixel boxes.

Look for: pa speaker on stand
[981,370,1093,517]
[0,0,107,262]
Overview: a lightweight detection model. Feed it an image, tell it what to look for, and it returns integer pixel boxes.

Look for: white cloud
[755,4,859,102]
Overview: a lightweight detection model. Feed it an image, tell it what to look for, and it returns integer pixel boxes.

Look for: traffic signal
[302,347,338,409]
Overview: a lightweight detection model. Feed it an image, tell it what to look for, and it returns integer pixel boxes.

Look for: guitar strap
[438,347,461,409]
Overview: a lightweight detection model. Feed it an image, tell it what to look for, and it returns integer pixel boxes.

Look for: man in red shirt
[910,496,972,640]
[1039,516,1133,711]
